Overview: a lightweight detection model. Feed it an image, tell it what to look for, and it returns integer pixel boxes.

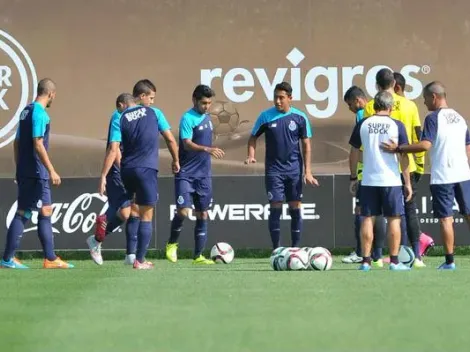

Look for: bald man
[1,78,74,269]
[382,81,470,270]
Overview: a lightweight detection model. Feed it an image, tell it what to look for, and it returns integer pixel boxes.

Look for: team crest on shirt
[288,120,297,131]
[177,196,184,205]
[267,192,273,200]
[36,199,43,208]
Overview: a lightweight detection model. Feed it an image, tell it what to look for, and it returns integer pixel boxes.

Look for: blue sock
[400,215,408,246]
[169,213,185,244]
[268,207,282,249]
[2,213,28,261]
[136,221,152,263]
[289,208,303,247]
[126,216,139,255]
[354,215,362,256]
[38,215,57,261]
[194,218,208,258]
[104,208,124,236]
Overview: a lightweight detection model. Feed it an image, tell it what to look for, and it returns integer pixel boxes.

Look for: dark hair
[37,78,56,96]
[192,84,215,101]
[343,86,366,102]
[132,79,156,97]
[376,68,395,90]
[274,81,293,96]
[393,72,406,91]
[116,93,134,108]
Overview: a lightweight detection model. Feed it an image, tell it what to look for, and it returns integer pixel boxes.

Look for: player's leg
[1,178,32,269]
[34,179,74,269]
[343,183,363,264]
[448,180,470,269]
[403,173,422,260]
[133,168,158,269]
[166,178,194,262]
[358,186,381,271]
[412,173,435,258]
[266,175,284,249]
[87,178,131,265]
[382,186,410,271]
[126,202,140,259]
[192,178,214,264]
[371,215,386,267]
[286,174,303,248]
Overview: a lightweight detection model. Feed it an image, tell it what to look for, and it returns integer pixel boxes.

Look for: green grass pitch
[1,257,469,352]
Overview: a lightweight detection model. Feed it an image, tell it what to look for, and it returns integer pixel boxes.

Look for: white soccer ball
[398,245,415,267]
[310,252,333,271]
[308,246,332,258]
[210,242,234,264]
[285,250,309,271]
[270,253,284,271]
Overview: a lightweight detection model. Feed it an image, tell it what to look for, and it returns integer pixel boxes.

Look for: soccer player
[87,93,136,266]
[245,82,319,249]
[165,85,224,264]
[364,68,426,267]
[342,86,386,266]
[349,91,412,271]
[0,78,74,269]
[394,72,435,260]
[97,79,179,269]
[381,81,470,270]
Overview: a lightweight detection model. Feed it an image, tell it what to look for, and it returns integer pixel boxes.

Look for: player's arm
[245,113,265,164]
[180,117,224,159]
[98,117,121,195]
[156,110,180,173]
[32,109,60,185]
[299,114,318,185]
[410,103,425,173]
[13,128,19,166]
[348,121,363,179]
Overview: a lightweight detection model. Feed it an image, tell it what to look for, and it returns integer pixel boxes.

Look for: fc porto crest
[288,120,297,131]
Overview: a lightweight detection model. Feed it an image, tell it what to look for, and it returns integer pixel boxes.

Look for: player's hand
[380,140,398,153]
[209,147,225,159]
[349,180,358,195]
[172,160,180,174]
[404,183,413,202]
[98,176,106,196]
[304,172,319,186]
[244,156,256,164]
[50,169,61,186]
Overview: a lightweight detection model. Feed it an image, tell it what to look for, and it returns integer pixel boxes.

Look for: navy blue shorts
[17,177,51,211]
[265,173,303,202]
[430,180,470,218]
[175,177,212,211]
[121,167,158,206]
[106,174,131,211]
[360,185,404,217]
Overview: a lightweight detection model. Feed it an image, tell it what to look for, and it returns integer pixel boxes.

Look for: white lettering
[125,108,147,122]
[0,66,12,87]
[201,49,429,119]
[0,89,8,110]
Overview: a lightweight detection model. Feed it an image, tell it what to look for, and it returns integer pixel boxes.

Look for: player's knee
[287,201,301,209]
[40,206,53,217]
[130,203,140,217]
[139,205,154,221]
[270,201,283,209]
[195,211,208,220]
[119,207,131,221]
[177,208,190,218]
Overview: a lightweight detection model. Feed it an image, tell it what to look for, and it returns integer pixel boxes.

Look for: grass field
[1,256,469,352]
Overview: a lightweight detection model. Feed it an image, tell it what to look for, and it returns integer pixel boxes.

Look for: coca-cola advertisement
[0,178,156,250]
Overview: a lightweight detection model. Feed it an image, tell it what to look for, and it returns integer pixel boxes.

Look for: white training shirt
[349,114,409,187]
[421,108,470,185]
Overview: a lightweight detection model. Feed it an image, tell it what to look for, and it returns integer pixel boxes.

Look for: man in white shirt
[349,91,412,271]
[382,81,470,270]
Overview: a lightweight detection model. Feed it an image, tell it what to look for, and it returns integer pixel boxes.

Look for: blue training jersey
[251,106,312,175]
[176,108,213,179]
[109,105,171,171]
[15,102,51,179]
[106,109,121,179]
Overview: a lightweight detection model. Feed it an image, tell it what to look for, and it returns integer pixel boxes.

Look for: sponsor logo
[0,30,38,148]
[201,47,430,119]
[169,203,320,221]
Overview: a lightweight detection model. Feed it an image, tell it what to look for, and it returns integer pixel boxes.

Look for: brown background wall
[1,0,469,176]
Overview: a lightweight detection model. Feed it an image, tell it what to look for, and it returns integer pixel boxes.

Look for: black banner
[0,178,156,251]
[156,176,335,250]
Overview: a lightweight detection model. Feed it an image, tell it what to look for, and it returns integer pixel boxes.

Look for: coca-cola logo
[6,193,110,234]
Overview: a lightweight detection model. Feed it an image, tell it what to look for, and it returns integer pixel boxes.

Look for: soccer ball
[398,245,415,267]
[285,249,309,271]
[310,253,333,271]
[307,246,331,258]
[209,101,249,140]
[270,253,284,271]
[270,247,301,271]
[210,242,234,264]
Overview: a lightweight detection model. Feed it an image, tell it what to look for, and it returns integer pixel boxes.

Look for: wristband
[350,175,358,181]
